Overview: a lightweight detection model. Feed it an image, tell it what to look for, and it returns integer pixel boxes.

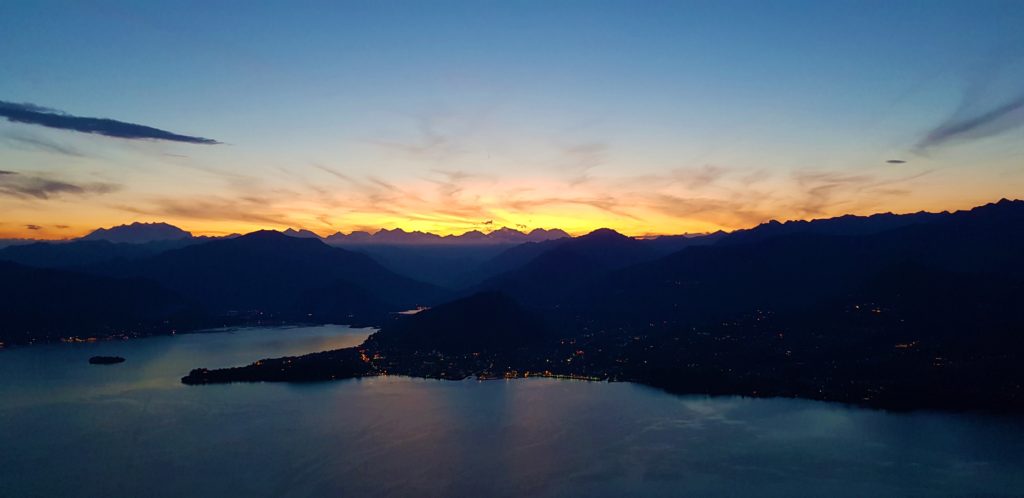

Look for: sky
[1,0,1023,239]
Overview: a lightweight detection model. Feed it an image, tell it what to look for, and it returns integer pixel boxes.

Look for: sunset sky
[1,0,1023,239]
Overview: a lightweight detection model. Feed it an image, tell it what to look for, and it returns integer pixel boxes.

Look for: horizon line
[4,197,1018,243]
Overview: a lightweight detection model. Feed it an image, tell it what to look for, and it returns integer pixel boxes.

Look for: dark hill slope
[583,199,1024,323]
[473,228,656,305]
[0,239,199,269]
[367,292,546,354]
[106,231,446,323]
[0,262,202,345]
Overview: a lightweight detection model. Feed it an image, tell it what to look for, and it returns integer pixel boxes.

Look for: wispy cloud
[670,165,729,190]
[0,100,220,144]
[116,195,293,226]
[502,193,642,221]
[0,170,121,200]
[312,164,356,183]
[0,131,87,157]
[915,51,1024,152]
[792,169,931,216]
[368,114,465,163]
[645,193,771,228]
[556,141,608,186]
[916,93,1024,152]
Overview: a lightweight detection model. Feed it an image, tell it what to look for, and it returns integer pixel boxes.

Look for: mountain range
[322,226,570,245]
[0,230,447,343]
[6,199,1024,412]
[101,230,446,321]
[8,221,571,247]
[180,199,1024,412]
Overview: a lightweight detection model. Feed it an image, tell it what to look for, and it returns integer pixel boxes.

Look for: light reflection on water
[1,325,1023,498]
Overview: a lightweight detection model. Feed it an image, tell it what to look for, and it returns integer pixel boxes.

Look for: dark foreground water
[2,325,1023,498]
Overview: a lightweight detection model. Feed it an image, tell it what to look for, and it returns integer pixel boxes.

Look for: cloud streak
[916,93,1024,151]
[1,131,87,157]
[0,100,220,144]
[0,170,121,200]
[117,195,294,227]
[792,169,931,216]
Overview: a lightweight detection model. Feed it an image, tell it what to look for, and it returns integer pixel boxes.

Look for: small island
[88,355,126,365]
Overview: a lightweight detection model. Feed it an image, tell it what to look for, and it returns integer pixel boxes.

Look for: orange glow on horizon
[2,157,1018,241]
[2,194,1013,241]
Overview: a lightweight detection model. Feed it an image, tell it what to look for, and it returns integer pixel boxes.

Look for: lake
[1,325,1023,497]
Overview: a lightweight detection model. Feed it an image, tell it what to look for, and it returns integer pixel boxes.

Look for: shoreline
[0,322,374,350]
[180,351,1024,416]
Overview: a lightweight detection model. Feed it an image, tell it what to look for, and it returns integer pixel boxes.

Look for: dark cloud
[0,100,220,144]
[886,159,907,164]
[916,93,1024,152]
[25,224,41,230]
[0,171,121,200]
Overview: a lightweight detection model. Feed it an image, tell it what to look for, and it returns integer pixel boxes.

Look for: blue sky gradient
[1,0,1022,237]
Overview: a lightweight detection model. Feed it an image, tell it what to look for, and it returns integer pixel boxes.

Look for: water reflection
[1,326,1023,497]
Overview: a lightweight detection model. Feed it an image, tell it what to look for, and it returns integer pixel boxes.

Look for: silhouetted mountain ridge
[185,199,1024,412]
[714,200,1023,246]
[453,229,727,290]
[282,228,322,239]
[82,222,193,243]
[567,199,1024,323]
[102,230,446,323]
[469,228,659,305]
[324,226,569,246]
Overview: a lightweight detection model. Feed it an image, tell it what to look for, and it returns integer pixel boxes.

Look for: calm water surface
[2,325,1023,497]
